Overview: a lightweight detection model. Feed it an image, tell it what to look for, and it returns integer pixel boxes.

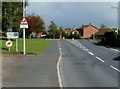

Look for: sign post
[20,0,28,55]
[23,28,26,55]
[6,40,12,51]
[20,18,28,55]
[16,39,18,52]
[6,32,19,52]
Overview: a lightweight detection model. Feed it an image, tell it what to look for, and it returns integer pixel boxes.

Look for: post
[16,39,18,52]
[111,7,118,34]
[23,0,26,55]
[9,48,10,52]
[23,29,26,54]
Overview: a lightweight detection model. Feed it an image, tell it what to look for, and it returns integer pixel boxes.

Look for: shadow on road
[92,41,110,48]
[113,56,120,61]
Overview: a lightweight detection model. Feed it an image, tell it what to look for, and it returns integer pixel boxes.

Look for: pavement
[2,40,59,87]
[58,39,119,88]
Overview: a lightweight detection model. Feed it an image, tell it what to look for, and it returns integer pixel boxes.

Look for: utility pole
[111,6,118,34]
[23,0,26,55]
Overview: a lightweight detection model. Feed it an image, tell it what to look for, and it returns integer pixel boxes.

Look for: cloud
[26,2,118,29]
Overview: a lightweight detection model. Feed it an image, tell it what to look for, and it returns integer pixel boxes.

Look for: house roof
[76,25,98,30]
[95,29,110,35]
[64,29,75,34]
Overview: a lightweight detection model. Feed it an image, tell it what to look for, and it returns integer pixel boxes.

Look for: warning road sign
[20,17,28,25]
[20,17,28,28]
[6,40,12,47]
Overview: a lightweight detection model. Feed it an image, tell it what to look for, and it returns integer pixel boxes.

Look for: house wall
[83,26,98,38]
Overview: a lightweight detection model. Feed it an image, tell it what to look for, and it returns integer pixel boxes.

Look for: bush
[102,31,117,47]
[70,31,81,39]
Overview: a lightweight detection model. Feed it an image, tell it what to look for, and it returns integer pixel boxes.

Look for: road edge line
[57,41,63,88]
[110,65,120,72]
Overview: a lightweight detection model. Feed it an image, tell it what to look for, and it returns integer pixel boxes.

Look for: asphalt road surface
[58,39,120,88]
[2,40,59,87]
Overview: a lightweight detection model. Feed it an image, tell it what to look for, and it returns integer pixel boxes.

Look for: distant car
[31,34,37,38]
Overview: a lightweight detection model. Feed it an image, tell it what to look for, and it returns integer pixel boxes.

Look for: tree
[73,31,81,39]
[102,30,117,46]
[48,21,58,31]
[100,24,107,29]
[2,2,28,33]
[48,21,58,39]
[62,31,69,38]
[25,14,45,37]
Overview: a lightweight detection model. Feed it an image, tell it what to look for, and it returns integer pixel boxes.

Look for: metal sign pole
[9,47,10,52]
[23,29,26,54]
[16,39,18,52]
[8,39,10,52]
[23,0,26,55]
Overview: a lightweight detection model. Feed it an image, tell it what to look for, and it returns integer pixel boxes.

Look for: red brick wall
[83,26,98,38]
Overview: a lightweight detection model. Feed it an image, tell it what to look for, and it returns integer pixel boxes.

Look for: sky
[26,2,118,29]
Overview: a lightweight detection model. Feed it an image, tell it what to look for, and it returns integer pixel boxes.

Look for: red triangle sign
[20,17,28,25]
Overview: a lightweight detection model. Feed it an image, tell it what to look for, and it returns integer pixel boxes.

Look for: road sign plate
[20,25,28,28]
[7,32,19,39]
[6,40,12,47]
[20,17,28,28]
[20,17,28,25]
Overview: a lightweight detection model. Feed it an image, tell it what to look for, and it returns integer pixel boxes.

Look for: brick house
[64,27,76,35]
[76,25,99,38]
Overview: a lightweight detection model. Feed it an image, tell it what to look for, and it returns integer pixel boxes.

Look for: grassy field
[1,37,52,55]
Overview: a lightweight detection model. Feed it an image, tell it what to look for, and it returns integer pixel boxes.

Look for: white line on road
[110,65,120,72]
[95,56,105,63]
[88,52,94,55]
[57,41,63,88]
[110,48,119,52]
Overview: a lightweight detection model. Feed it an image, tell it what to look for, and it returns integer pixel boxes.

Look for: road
[58,39,119,88]
[2,41,59,87]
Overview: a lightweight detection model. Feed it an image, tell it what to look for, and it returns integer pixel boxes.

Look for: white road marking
[110,65,120,72]
[57,41,63,88]
[88,52,94,55]
[95,56,104,63]
[110,48,119,52]
[67,40,120,73]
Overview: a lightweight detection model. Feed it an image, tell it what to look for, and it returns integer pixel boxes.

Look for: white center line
[88,52,94,55]
[110,65,120,72]
[96,56,104,63]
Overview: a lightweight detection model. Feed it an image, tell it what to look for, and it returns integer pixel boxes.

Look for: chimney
[73,27,76,30]
[89,22,92,25]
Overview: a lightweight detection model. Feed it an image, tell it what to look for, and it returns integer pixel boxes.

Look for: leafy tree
[73,31,81,39]
[69,31,81,39]
[26,13,45,37]
[2,2,28,33]
[102,31,117,46]
[55,30,61,39]
[62,31,68,38]
[48,21,58,31]
[48,21,58,39]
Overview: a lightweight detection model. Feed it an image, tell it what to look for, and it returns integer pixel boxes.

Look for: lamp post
[111,6,118,34]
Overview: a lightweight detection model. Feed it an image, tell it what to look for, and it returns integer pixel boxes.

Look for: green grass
[1,37,52,55]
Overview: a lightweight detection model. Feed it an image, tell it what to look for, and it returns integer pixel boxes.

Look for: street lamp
[111,6,118,34]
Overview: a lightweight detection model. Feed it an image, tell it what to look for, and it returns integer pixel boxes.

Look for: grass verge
[1,37,52,55]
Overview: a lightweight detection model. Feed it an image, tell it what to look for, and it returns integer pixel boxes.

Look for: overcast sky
[26,2,118,29]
